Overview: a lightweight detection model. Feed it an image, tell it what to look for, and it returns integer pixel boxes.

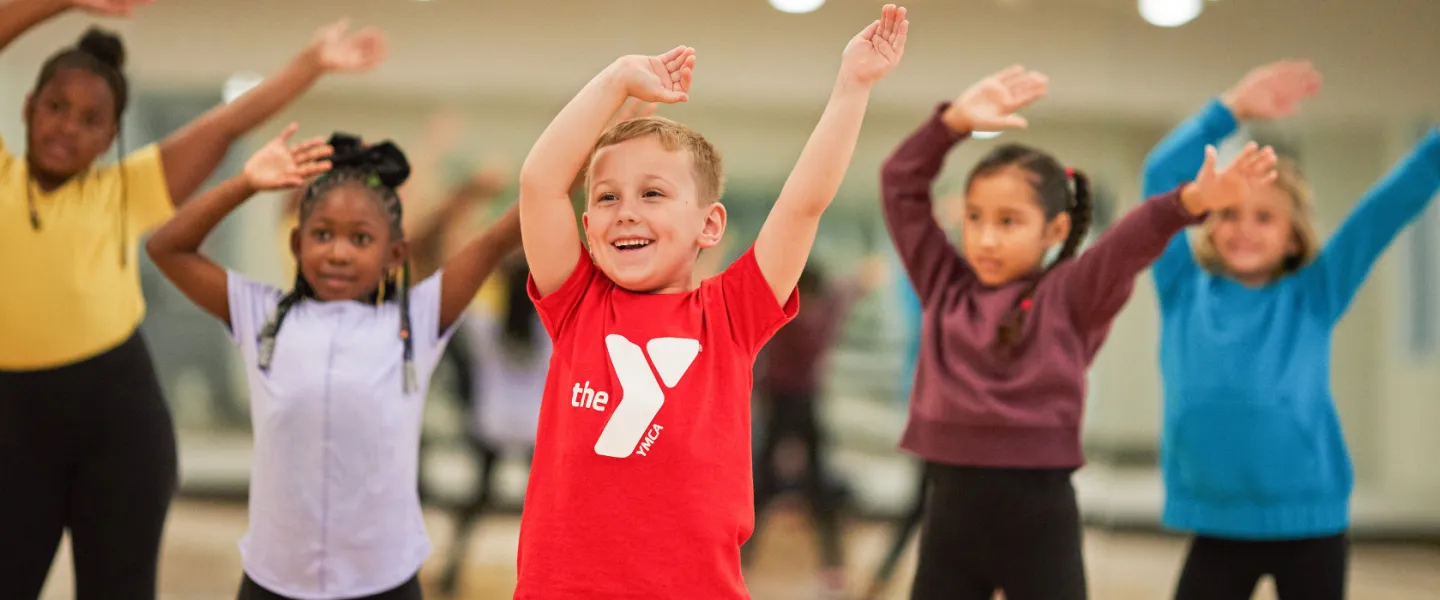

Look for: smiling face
[291,184,407,302]
[1208,185,1298,285]
[582,123,725,293]
[25,67,119,182]
[957,168,1070,286]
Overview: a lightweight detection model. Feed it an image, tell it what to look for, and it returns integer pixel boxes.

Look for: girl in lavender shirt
[146,127,520,600]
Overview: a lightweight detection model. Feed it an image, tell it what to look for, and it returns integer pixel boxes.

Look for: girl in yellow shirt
[0,1,387,598]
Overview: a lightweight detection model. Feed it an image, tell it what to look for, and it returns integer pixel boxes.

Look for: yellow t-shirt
[0,134,173,370]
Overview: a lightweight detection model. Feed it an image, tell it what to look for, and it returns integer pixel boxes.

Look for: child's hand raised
[307,19,389,73]
[942,66,1048,134]
[70,0,153,17]
[610,46,695,104]
[1181,142,1279,215]
[839,4,909,88]
[243,123,334,192]
[1221,60,1322,122]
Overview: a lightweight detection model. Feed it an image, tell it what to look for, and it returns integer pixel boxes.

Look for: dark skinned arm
[145,175,254,323]
[437,204,522,333]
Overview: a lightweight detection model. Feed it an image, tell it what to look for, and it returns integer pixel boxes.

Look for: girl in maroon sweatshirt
[881,66,1278,600]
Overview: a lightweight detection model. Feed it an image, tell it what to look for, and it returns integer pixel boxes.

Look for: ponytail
[993,166,1094,357]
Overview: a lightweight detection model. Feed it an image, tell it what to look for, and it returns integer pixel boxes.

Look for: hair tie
[1064,167,1075,179]
[324,132,411,189]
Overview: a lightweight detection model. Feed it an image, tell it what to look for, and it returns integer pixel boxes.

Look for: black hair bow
[327,132,411,189]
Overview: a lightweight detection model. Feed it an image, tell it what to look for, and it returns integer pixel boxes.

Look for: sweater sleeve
[1055,188,1206,329]
[881,102,972,305]
[1141,99,1240,301]
[1301,127,1440,322]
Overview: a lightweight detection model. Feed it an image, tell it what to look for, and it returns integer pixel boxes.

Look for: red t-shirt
[515,246,797,600]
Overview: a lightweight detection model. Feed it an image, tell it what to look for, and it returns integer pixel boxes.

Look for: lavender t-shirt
[227,271,458,600]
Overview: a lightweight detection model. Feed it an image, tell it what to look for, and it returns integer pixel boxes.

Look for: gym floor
[36,497,1440,600]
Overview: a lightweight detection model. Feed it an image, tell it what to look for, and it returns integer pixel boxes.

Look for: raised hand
[70,0,152,17]
[308,19,388,73]
[1181,142,1279,215]
[243,124,334,191]
[1222,60,1322,122]
[611,46,695,104]
[943,65,1049,134]
[839,4,909,87]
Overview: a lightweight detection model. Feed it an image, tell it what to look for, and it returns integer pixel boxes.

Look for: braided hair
[28,28,131,266]
[257,133,419,391]
[499,257,539,362]
[968,144,1093,357]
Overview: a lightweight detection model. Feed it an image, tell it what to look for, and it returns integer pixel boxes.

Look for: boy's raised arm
[753,4,908,306]
[519,48,694,297]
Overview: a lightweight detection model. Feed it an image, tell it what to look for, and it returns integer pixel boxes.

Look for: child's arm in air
[1307,127,1440,321]
[1142,60,1321,294]
[754,4,909,305]
[883,64,1046,303]
[156,20,385,206]
[1,0,150,53]
[437,204,523,333]
[146,124,333,325]
[519,49,692,297]
[1062,143,1279,326]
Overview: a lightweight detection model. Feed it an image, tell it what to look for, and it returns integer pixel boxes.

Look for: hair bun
[326,132,412,189]
[76,27,126,70]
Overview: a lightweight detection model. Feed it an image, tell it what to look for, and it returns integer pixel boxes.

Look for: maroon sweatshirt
[882,103,1202,469]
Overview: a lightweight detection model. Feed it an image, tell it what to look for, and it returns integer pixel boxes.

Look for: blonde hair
[1193,156,1321,277]
[586,116,725,204]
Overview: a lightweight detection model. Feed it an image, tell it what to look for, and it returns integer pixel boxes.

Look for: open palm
[618,46,695,104]
[1191,142,1279,211]
[311,19,388,73]
[244,124,334,191]
[839,4,909,86]
[1224,60,1322,121]
[70,0,152,17]
[948,66,1049,132]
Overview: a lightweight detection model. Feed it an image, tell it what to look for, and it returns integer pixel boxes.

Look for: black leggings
[910,463,1086,600]
[238,573,423,600]
[0,332,177,600]
[1173,533,1349,600]
[744,389,844,569]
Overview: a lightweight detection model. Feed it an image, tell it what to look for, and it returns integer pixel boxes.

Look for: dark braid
[257,134,416,391]
[971,144,1093,357]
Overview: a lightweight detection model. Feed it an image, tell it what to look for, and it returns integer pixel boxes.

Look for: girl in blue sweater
[1143,60,1440,600]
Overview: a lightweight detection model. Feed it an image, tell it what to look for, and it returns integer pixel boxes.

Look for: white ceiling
[2,0,1436,124]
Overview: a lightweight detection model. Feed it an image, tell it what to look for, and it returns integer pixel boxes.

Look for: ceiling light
[768,0,826,15]
[1139,0,1203,28]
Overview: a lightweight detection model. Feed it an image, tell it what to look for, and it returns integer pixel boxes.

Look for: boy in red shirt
[513,5,909,599]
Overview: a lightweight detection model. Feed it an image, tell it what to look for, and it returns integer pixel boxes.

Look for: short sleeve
[119,144,175,234]
[713,246,800,356]
[407,271,461,359]
[227,271,284,352]
[0,131,11,167]
[527,250,604,340]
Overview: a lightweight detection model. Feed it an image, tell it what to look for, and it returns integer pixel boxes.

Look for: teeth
[613,238,651,249]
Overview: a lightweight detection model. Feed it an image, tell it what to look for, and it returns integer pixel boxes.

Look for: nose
[325,240,355,264]
[978,225,999,248]
[613,197,641,223]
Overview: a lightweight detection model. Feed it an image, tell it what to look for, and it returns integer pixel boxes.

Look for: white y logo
[594,334,701,458]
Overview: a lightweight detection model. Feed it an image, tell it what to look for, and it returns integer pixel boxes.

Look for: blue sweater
[1143,99,1440,540]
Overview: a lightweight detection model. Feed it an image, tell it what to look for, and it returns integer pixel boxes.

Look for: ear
[696,202,728,249]
[1043,211,1072,247]
[22,93,33,124]
[289,227,302,259]
[387,239,411,271]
